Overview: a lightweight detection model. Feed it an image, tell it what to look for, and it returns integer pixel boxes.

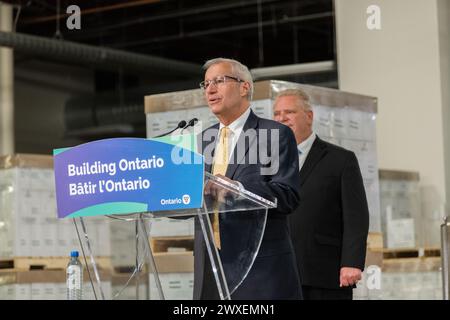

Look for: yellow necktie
[212,127,230,249]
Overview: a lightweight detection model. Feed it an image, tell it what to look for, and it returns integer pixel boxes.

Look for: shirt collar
[297,132,316,154]
[219,107,251,134]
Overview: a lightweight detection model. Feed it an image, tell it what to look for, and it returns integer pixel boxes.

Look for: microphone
[181,118,199,133]
[153,120,187,138]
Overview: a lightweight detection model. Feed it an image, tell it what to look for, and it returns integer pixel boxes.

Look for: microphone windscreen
[189,118,199,126]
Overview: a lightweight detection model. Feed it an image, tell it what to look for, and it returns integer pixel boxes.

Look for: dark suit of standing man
[193,58,302,300]
[274,89,370,300]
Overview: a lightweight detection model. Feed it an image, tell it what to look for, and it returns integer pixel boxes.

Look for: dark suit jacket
[193,110,302,300]
[289,136,369,289]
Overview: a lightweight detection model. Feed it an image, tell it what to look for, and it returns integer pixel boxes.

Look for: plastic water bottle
[66,250,83,300]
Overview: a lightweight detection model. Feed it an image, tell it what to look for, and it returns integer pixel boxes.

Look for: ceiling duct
[0,31,201,76]
[64,93,146,139]
[64,79,199,140]
[251,61,336,80]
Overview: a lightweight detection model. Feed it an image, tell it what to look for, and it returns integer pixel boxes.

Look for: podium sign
[53,138,204,218]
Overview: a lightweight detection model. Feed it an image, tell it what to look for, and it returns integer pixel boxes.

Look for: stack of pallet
[145,80,382,234]
[149,236,194,300]
[0,261,112,300]
[108,216,194,300]
[354,232,443,300]
[379,170,422,249]
[148,217,195,299]
[353,232,384,300]
[381,247,442,299]
[0,154,112,300]
[108,218,149,300]
[377,169,443,299]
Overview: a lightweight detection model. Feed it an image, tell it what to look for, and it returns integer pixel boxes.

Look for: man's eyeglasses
[199,75,243,90]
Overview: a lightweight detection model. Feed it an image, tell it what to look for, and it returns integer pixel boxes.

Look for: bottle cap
[70,250,79,257]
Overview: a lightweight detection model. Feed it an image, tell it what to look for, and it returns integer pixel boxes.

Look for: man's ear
[307,110,314,124]
[240,82,250,98]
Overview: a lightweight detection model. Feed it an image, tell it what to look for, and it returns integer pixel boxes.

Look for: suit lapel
[299,136,328,187]
[226,109,258,179]
[202,123,219,174]
[205,157,212,174]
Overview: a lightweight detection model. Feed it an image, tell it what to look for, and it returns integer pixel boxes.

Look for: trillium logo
[182,194,191,205]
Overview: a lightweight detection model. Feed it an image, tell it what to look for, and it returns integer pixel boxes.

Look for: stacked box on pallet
[109,218,194,299]
[145,80,381,233]
[0,269,112,300]
[379,170,422,248]
[149,217,194,237]
[149,272,193,300]
[420,187,445,248]
[149,252,194,300]
[0,154,111,259]
[353,232,384,300]
[111,272,148,300]
[109,218,141,268]
[381,258,442,299]
[109,215,194,264]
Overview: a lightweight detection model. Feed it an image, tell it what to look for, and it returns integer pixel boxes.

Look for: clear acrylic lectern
[73,172,276,300]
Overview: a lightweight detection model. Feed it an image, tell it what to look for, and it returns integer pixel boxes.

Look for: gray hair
[203,58,254,101]
[275,88,312,111]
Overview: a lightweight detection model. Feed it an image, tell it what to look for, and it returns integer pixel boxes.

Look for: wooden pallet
[367,232,383,250]
[0,268,112,284]
[150,236,194,254]
[382,257,441,273]
[113,265,139,274]
[382,247,441,259]
[110,237,194,274]
[0,256,111,270]
[113,251,194,274]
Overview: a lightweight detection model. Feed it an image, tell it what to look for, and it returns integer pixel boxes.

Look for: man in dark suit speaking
[194,58,302,300]
[274,88,370,300]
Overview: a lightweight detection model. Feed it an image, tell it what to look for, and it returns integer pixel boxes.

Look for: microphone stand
[153,120,187,138]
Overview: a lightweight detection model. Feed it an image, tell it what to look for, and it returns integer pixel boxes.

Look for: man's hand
[339,267,362,287]
[214,174,238,186]
[204,174,239,202]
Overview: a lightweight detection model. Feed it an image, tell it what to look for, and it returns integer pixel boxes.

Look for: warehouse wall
[14,61,92,154]
[335,0,450,214]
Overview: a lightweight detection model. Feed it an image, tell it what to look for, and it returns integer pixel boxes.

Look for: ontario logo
[182,194,191,205]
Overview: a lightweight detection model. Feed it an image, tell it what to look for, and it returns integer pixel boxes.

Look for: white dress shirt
[214,107,251,190]
[298,132,316,171]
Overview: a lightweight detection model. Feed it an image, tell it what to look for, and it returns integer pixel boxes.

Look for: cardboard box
[149,252,194,300]
[0,154,116,259]
[379,170,422,248]
[0,269,112,300]
[111,272,149,300]
[145,80,381,233]
[379,257,442,300]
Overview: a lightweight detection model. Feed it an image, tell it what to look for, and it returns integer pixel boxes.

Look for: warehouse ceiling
[2,0,336,144]
[5,0,335,71]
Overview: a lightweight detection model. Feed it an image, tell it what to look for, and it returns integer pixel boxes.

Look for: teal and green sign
[53,137,204,218]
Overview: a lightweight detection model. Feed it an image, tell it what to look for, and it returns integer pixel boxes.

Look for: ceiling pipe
[0,31,202,76]
[66,0,280,42]
[22,0,163,24]
[113,11,333,49]
[251,60,336,80]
